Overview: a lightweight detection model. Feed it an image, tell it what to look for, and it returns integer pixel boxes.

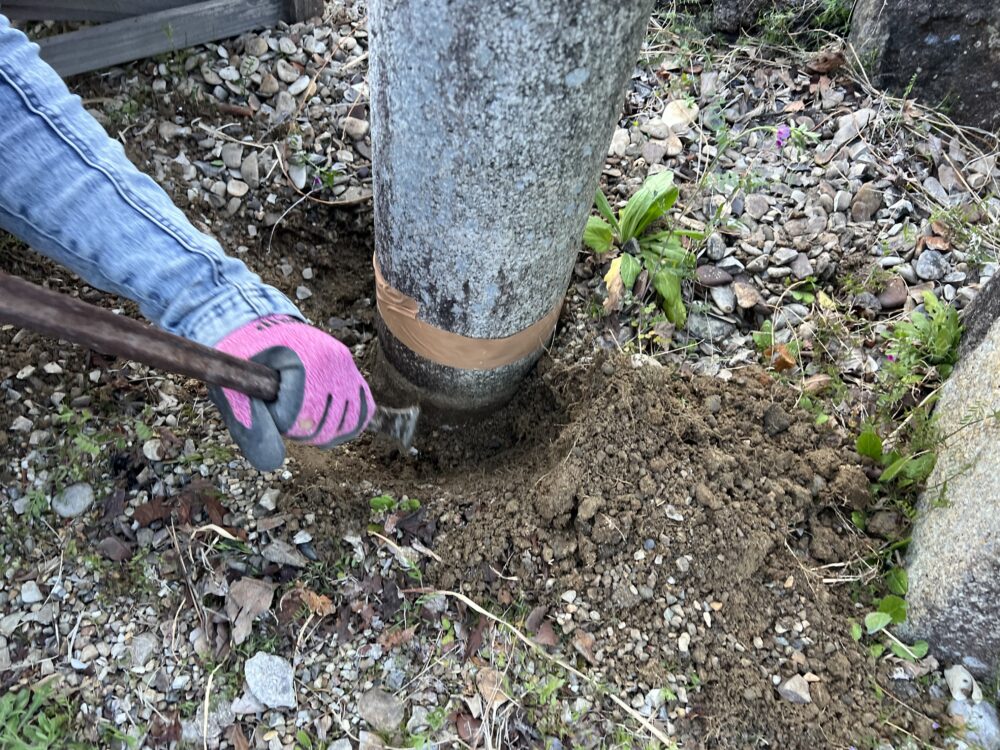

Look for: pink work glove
[208,314,375,471]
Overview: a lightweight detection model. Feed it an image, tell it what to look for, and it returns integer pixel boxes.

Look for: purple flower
[887,354,895,362]
[312,175,323,189]
[775,124,792,148]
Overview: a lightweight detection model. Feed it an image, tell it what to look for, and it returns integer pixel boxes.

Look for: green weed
[0,684,92,750]
[584,170,700,328]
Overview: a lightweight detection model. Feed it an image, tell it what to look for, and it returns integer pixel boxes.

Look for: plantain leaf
[583,216,614,254]
[879,456,911,484]
[619,171,678,242]
[620,253,642,290]
[594,189,619,233]
[651,267,686,327]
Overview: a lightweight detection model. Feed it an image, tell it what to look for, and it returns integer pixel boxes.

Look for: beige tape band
[373,255,562,371]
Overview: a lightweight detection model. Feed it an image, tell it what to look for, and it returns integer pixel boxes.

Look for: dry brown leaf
[96,536,133,562]
[767,344,797,373]
[573,630,597,665]
[803,374,833,394]
[378,625,417,650]
[603,265,625,314]
[534,621,559,648]
[100,489,126,524]
[525,605,547,633]
[806,48,846,74]
[133,499,171,527]
[455,713,483,747]
[227,725,250,750]
[931,220,950,236]
[204,495,227,526]
[925,235,950,251]
[784,100,805,114]
[225,578,275,646]
[464,615,489,662]
[301,588,334,617]
[476,667,510,709]
[148,712,181,747]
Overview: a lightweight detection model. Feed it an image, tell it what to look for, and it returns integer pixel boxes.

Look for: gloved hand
[208,314,374,471]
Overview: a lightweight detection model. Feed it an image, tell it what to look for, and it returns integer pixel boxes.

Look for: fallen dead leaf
[227,725,250,750]
[803,373,833,394]
[476,667,510,709]
[133,499,171,527]
[525,605,547,633]
[378,625,417,650]
[534,621,559,648]
[454,713,483,747]
[925,235,950,251]
[225,578,275,646]
[96,536,133,562]
[767,344,797,373]
[806,47,846,74]
[204,495,227,526]
[148,712,181,747]
[464,615,489,662]
[603,257,626,314]
[573,630,597,665]
[100,489,126,524]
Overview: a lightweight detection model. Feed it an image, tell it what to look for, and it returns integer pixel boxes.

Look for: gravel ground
[2,3,999,749]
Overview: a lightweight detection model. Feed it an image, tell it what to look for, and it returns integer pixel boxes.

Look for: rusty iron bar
[0,271,280,401]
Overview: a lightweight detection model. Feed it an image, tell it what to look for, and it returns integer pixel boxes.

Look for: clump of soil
[294,352,928,748]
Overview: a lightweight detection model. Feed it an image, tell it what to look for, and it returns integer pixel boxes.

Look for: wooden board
[32,0,321,77]
[2,0,196,23]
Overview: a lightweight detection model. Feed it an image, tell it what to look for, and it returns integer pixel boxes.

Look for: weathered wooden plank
[285,0,322,23]
[35,0,286,77]
[2,0,197,23]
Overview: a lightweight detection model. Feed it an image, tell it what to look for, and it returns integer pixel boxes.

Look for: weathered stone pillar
[901,276,1000,675]
[369,0,653,414]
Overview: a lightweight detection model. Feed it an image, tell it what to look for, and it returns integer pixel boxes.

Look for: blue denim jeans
[0,15,301,345]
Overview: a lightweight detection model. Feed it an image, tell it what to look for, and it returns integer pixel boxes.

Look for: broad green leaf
[886,568,908,596]
[855,429,883,461]
[880,456,911,483]
[651,267,686,326]
[618,171,678,242]
[878,594,907,625]
[889,641,915,661]
[594,189,619,233]
[851,511,866,530]
[640,232,696,268]
[870,643,885,659]
[901,452,936,484]
[583,216,614,254]
[620,253,642,290]
[889,639,928,662]
[864,611,892,634]
[850,621,863,641]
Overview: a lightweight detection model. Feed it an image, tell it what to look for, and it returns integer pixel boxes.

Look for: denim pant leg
[0,15,301,345]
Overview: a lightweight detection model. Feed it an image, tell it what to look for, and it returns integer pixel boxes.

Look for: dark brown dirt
[293,348,928,749]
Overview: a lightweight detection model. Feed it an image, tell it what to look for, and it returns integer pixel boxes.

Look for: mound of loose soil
[293,347,928,748]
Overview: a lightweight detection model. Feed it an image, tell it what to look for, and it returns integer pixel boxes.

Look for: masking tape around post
[372,255,562,371]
